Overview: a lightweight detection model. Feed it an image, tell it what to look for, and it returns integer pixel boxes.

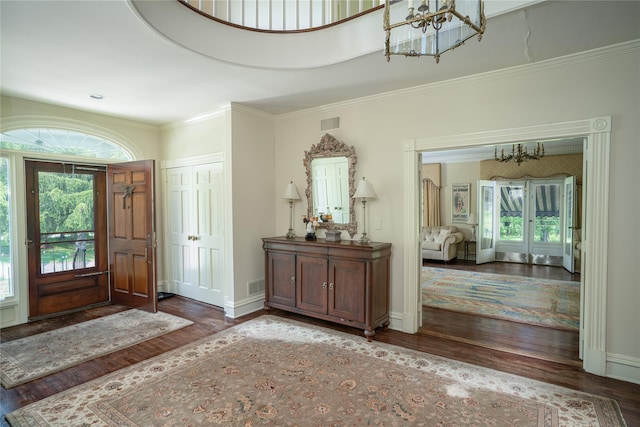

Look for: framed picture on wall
[452,183,470,223]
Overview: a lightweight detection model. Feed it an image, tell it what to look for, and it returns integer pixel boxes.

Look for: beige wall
[273,46,640,377]
[227,105,275,313]
[160,111,227,160]
[437,161,481,242]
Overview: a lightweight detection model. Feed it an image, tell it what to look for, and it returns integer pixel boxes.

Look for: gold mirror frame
[304,134,357,237]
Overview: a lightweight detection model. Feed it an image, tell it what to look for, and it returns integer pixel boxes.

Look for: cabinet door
[267,252,296,307]
[296,255,328,314]
[328,259,366,323]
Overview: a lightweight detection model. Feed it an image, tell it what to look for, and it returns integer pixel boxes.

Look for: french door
[562,176,576,272]
[488,178,570,268]
[26,160,156,318]
[476,180,496,264]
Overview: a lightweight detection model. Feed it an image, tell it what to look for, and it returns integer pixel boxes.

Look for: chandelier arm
[449,10,484,34]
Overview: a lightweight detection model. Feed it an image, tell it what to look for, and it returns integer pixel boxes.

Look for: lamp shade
[467,212,477,225]
[352,177,377,199]
[282,181,300,200]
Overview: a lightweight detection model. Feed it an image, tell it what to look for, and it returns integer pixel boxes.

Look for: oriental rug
[0,309,193,388]
[422,267,580,330]
[5,316,626,427]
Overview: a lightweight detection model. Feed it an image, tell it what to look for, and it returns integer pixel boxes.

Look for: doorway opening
[418,140,583,365]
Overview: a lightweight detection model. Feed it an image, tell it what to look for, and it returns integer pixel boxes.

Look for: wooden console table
[262,236,391,341]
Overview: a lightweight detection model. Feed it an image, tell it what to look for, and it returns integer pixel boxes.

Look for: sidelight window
[0,157,13,299]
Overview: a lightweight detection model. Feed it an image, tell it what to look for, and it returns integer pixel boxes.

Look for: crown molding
[277,39,640,120]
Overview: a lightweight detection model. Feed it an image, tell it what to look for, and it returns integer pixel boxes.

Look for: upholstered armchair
[421,226,465,262]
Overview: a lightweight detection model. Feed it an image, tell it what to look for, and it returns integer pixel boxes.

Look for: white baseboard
[157,280,171,293]
[224,295,265,319]
[607,353,640,385]
[388,311,403,332]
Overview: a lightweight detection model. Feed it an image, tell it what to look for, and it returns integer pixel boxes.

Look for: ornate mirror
[304,134,357,236]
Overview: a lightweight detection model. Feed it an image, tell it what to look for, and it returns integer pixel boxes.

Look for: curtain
[423,178,440,227]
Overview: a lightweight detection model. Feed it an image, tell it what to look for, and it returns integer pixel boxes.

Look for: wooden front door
[26,161,109,318]
[26,159,157,318]
[107,160,157,312]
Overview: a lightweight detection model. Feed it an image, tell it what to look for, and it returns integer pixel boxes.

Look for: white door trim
[403,116,611,376]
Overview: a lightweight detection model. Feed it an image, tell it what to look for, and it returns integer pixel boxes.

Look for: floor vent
[248,278,265,296]
[321,117,340,132]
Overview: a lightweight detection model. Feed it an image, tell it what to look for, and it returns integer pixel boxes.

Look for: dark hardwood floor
[421,259,581,366]
[2,296,639,426]
[423,258,581,282]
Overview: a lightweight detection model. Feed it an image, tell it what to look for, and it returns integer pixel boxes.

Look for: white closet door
[167,166,196,298]
[166,163,225,308]
[192,163,225,307]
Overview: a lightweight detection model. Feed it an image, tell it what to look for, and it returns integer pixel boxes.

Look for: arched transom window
[1,128,132,161]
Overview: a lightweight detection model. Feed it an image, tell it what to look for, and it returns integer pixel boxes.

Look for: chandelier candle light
[384,0,486,63]
[282,181,301,239]
[352,177,377,244]
[494,143,545,165]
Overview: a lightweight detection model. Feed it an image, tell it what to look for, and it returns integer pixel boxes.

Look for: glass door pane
[532,182,561,243]
[499,183,524,241]
[38,171,96,274]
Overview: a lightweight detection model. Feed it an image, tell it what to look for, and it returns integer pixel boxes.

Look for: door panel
[267,252,296,307]
[108,160,157,312]
[476,180,496,264]
[296,255,328,314]
[328,259,365,323]
[562,176,576,272]
[25,161,109,318]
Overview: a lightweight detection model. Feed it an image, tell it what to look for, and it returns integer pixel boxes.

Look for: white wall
[273,43,640,381]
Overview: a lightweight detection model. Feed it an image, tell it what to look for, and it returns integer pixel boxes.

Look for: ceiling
[1,1,639,125]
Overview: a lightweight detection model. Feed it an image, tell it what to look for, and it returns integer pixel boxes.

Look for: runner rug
[0,309,193,388]
[421,267,580,330]
[5,316,626,426]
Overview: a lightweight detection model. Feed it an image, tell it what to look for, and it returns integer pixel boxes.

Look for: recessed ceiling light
[90,94,104,100]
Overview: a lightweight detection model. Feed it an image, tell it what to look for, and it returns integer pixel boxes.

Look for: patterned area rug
[0,309,193,388]
[422,267,580,330]
[5,316,626,427]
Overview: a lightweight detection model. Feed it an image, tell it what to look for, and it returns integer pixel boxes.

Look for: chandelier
[494,143,545,165]
[383,0,485,63]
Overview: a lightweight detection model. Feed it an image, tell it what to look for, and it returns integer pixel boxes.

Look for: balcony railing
[179,0,385,32]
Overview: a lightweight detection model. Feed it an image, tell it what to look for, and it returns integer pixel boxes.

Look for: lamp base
[285,229,296,239]
[358,233,371,245]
